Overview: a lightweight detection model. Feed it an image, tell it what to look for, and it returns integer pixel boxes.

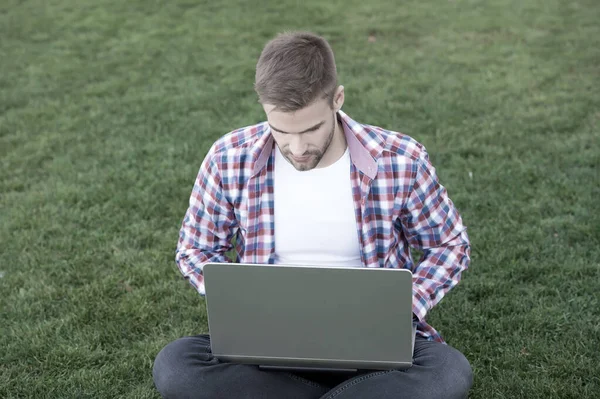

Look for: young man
[153,32,473,398]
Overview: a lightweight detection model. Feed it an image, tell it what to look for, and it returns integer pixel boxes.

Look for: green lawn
[1,0,599,397]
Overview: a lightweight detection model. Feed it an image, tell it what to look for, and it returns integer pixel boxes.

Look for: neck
[316,116,347,168]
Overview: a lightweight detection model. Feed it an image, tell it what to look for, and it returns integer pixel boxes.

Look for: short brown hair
[254,31,338,112]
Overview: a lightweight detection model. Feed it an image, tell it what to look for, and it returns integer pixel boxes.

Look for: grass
[1,0,599,397]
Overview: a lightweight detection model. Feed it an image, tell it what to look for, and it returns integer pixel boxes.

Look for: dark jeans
[153,334,473,399]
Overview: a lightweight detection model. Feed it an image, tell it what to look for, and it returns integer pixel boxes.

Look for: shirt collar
[252,110,379,179]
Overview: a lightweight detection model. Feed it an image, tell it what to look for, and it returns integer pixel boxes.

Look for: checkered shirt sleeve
[401,150,470,321]
[175,148,236,295]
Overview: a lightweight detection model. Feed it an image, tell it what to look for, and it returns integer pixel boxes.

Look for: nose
[288,135,307,156]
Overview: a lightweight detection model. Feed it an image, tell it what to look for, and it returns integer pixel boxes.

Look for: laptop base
[259,365,358,373]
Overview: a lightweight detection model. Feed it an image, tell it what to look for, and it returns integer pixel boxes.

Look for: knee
[153,337,207,398]
[153,340,184,397]
[439,346,473,399]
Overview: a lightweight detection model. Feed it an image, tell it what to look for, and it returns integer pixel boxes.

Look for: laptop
[202,263,416,372]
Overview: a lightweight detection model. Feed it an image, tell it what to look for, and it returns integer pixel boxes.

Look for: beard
[281,115,337,172]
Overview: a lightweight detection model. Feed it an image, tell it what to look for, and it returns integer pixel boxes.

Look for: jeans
[153,334,473,399]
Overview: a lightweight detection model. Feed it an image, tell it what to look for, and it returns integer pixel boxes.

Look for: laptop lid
[203,263,414,371]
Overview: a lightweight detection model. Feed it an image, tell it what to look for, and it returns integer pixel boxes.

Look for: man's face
[264,97,338,172]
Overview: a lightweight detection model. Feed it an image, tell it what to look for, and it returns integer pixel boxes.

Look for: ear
[262,103,277,116]
[333,85,345,112]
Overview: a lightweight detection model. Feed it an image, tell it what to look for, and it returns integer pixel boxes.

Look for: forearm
[175,200,235,296]
[411,229,470,321]
[175,244,231,295]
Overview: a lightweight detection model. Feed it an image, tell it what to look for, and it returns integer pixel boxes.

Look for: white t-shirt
[273,145,363,267]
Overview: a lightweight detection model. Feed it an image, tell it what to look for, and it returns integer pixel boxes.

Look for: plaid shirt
[176,110,470,343]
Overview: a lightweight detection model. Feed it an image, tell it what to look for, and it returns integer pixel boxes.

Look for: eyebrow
[268,121,325,135]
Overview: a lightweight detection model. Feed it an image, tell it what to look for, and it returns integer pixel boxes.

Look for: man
[153,31,473,398]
